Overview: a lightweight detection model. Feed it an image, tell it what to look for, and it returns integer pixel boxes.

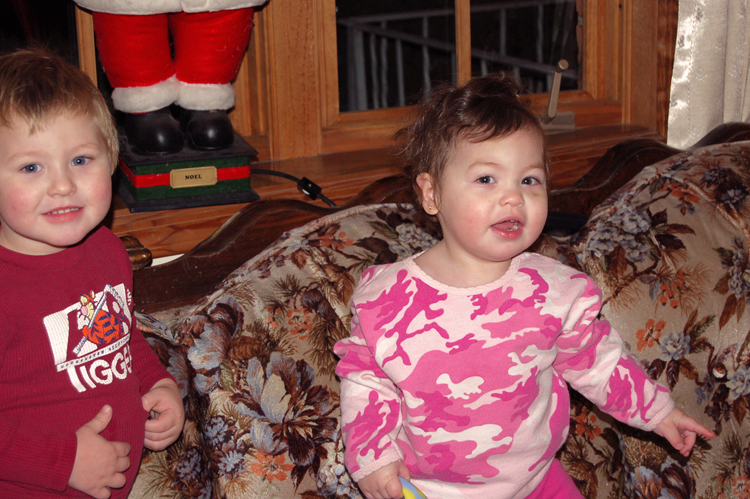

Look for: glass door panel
[336,0,455,112]
[334,0,580,114]
[469,0,579,93]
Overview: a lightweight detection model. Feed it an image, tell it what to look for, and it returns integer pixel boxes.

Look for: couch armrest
[120,235,152,270]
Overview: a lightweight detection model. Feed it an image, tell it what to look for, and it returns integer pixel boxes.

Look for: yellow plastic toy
[399,477,428,499]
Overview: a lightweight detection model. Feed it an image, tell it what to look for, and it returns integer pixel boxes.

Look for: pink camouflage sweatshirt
[334,252,674,499]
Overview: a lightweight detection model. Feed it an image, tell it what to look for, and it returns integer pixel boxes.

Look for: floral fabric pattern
[131,140,750,499]
[552,141,750,499]
[130,206,439,498]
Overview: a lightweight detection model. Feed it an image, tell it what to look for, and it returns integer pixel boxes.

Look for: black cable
[251,169,336,207]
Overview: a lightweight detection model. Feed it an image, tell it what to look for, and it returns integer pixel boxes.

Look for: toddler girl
[334,74,714,499]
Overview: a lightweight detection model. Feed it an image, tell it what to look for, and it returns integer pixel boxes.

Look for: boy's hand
[654,407,715,457]
[142,378,185,451]
[358,460,410,499]
[69,405,131,499]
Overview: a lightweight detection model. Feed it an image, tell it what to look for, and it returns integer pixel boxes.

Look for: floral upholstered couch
[130,139,750,499]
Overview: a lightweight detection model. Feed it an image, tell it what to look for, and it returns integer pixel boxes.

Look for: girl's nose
[500,186,524,207]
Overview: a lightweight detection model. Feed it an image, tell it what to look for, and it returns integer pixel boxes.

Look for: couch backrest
[563,140,750,499]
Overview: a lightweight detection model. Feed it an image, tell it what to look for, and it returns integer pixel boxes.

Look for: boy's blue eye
[72,157,90,166]
[22,164,41,173]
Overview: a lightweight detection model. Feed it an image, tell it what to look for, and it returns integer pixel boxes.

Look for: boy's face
[0,113,113,255]
[418,128,548,277]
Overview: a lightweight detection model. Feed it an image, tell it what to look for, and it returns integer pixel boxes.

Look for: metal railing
[338,0,578,111]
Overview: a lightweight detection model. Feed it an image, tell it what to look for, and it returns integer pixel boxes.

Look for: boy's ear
[416,173,439,215]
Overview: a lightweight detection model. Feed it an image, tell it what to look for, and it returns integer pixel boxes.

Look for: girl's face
[417,128,548,283]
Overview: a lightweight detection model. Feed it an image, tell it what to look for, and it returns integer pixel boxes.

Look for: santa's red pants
[92,9,253,109]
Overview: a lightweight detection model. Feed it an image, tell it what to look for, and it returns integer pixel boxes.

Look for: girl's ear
[416,173,439,215]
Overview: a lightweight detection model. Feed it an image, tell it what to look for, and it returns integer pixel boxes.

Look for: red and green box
[116,134,259,212]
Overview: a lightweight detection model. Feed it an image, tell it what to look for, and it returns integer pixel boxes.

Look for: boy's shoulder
[88,224,120,245]
[0,225,125,273]
[83,225,128,256]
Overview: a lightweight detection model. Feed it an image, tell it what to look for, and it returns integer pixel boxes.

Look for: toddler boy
[0,48,184,498]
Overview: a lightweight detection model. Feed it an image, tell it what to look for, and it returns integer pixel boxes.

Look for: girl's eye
[72,156,90,166]
[477,175,495,184]
[523,176,543,186]
[22,164,41,173]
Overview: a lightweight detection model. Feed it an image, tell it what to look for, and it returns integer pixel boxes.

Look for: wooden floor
[108,123,662,258]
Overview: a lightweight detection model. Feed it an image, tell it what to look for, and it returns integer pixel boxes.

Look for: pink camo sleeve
[552,273,674,431]
[334,275,405,482]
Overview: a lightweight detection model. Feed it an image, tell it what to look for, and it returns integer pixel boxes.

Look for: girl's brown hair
[395,73,547,211]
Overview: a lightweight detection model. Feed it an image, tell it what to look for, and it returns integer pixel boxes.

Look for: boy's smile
[0,113,113,255]
[416,128,548,286]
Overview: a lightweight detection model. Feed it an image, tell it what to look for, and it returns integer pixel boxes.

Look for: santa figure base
[116,132,260,213]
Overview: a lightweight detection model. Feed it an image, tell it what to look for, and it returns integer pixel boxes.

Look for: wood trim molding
[74,6,97,86]
[657,0,679,138]
[580,0,674,136]
[577,0,607,100]
[262,0,323,160]
[319,0,340,128]
[621,0,659,130]
[455,0,472,86]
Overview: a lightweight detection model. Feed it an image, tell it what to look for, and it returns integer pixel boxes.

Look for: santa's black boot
[123,108,184,155]
[181,109,234,151]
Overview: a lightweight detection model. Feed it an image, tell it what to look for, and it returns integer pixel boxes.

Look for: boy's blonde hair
[0,48,119,170]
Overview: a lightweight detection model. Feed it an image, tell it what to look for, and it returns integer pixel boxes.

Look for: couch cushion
[130,204,439,499]
[567,141,750,499]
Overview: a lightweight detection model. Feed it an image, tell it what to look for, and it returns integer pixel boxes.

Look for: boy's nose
[48,169,76,196]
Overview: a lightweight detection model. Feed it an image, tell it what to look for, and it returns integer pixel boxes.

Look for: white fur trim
[74,0,267,15]
[111,75,180,113]
[75,0,181,14]
[181,0,266,13]
[176,82,235,111]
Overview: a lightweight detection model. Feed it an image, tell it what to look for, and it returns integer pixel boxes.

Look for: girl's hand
[358,460,410,499]
[654,407,714,457]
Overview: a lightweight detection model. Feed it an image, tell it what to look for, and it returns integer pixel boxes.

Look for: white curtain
[668,0,750,149]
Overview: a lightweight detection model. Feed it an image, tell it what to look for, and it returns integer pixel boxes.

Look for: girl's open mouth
[494,220,521,231]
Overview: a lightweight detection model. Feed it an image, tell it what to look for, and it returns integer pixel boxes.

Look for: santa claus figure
[74,1,267,155]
